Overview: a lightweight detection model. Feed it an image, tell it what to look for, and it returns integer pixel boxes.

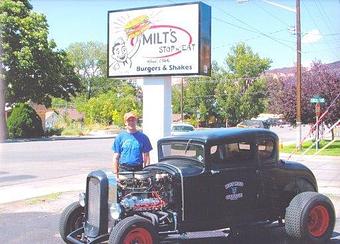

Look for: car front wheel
[59,201,85,243]
[285,192,335,243]
[109,215,159,244]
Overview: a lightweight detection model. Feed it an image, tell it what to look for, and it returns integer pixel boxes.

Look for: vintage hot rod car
[59,128,335,243]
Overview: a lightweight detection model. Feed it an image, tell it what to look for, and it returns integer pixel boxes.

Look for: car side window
[224,142,252,162]
[210,145,224,164]
[210,141,252,167]
[258,138,275,161]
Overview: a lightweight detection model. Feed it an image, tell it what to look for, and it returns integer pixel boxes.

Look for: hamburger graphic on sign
[108,2,211,77]
[124,15,151,39]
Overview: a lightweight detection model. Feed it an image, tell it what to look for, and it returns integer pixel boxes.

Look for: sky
[30,0,340,69]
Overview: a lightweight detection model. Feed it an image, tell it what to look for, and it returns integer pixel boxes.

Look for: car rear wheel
[59,201,85,243]
[285,192,335,243]
[109,215,159,244]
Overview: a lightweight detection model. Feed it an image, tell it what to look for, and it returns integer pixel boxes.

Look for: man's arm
[113,153,120,178]
[143,152,150,167]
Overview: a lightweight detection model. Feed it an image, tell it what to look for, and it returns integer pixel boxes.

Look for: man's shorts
[119,164,143,172]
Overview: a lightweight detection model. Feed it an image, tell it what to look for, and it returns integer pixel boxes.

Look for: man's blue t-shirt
[112,131,152,166]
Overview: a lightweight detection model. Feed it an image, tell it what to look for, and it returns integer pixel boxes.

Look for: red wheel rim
[123,227,153,244]
[308,205,330,237]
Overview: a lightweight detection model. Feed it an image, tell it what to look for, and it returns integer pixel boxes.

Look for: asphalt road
[0,137,114,188]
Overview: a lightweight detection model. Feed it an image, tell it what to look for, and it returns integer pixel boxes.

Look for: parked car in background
[237,119,270,129]
[171,123,195,135]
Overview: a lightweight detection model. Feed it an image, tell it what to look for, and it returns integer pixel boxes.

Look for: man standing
[112,112,152,177]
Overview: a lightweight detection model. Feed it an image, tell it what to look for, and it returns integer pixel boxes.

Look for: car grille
[87,177,101,231]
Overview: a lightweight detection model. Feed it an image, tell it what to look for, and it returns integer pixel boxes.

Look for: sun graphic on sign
[111,11,160,40]
[109,11,161,71]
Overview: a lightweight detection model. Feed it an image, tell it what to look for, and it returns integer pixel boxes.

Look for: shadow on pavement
[162,224,340,244]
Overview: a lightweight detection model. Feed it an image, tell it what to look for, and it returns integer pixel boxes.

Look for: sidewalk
[0,174,86,204]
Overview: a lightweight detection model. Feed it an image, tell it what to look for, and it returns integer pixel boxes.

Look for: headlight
[79,192,86,207]
[109,203,122,220]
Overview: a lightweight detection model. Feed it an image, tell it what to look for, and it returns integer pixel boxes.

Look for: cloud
[302,29,322,44]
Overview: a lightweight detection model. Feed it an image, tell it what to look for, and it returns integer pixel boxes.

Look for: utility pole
[296,0,302,150]
[181,78,184,122]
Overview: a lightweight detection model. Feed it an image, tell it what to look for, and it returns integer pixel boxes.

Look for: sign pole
[315,103,320,150]
[143,77,172,162]
[310,95,325,151]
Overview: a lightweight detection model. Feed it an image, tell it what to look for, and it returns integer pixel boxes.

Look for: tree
[226,42,272,78]
[171,44,271,127]
[215,43,271,126]
[67,42,114,98]
[267,61,340,126]
[0,44,6,141]
[183,77,218,127]
[172,85,181,114]
[0,0,80,139]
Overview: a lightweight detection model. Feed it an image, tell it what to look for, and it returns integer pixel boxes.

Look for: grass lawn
[25,192,62,205]
[280,140,340,156]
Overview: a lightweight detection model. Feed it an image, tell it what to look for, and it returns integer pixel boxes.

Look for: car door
[256,135,281,211]
[208,139,261,223]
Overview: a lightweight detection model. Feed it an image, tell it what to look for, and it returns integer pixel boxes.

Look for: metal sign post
[315,103,320,150]
[310,96,325,151]
[143,77,172,162]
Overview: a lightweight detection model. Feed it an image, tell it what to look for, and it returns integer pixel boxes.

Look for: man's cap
[124,112,138,121]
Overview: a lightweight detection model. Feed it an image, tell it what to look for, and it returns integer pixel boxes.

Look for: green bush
[75,85,142,127]
[45,127,63,136]
[7,103,44,138]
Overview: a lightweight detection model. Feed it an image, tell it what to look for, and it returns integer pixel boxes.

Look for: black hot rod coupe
[59,128,335,243]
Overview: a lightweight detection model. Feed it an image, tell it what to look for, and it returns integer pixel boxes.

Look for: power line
[206,0,296,51]
[212,16,295,51]
[303,46,340,54]
[213,29,288,49]
[315,0,340,42]
[302,0,339,61]
[253,1,292,27]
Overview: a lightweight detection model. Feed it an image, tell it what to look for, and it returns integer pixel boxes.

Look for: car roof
[160,128,278,145]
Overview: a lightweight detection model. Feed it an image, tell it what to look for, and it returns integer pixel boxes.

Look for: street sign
[310,96,325,103]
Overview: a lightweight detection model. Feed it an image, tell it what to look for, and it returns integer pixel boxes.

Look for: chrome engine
[117,170,175,212]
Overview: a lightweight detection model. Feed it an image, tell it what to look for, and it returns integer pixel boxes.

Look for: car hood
[155,158,205,177]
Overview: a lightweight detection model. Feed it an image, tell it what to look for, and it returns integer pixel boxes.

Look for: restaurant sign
[107,2,211,78]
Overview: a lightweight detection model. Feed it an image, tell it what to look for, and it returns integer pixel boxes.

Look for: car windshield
[159,141,205,163]
[172,125,194,132]
[245,120,260,125]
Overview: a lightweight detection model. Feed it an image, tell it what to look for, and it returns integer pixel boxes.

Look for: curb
[2,134,117,143]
